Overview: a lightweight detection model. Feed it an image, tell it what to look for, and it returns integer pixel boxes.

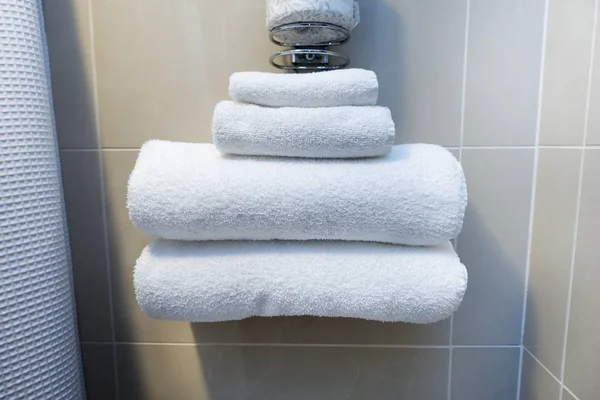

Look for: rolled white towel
[212,101,395,158]
[229,69,378,108]
[267,0,360,45]
[127,140,467,245]
[134,240,468,323]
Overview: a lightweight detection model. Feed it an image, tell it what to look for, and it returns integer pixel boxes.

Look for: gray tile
[453,149,534,344]
[103,149,451,345]
[539,0,596,145]
[60,150,112,342]
[562,389,577,400]
[564,149,600,399]
[80,343,117,400]
[342,0,467,146]
[520,351,561,400]
[117,344,449,400]
[524,149,582,375]
[92,0,225,147]
[43,0,98,149]
[463,0,545,145]
[451,347,520,400]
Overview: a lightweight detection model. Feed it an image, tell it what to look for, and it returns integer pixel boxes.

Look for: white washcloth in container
[229,69,378,108]
[127,141,467,245]
[134,240,468,323]
[212,101,395,158]
[267,0,360,44]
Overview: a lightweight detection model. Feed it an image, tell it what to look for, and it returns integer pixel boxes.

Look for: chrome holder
[269,22,351,72]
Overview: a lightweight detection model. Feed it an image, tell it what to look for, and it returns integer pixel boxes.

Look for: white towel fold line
[134,240,468,323]
[212,101,395,158]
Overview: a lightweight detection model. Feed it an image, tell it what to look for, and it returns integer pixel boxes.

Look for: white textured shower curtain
[0,0,84,398]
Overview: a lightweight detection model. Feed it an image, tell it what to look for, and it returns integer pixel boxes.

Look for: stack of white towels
[128,69,468,324]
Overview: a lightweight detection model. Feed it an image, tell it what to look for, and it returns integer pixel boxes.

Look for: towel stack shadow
[128,69,469,324]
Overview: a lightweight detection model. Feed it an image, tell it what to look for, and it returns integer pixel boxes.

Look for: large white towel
[212,101,395,158]
[229,69,378,108]
[134,240,467,323]
[267,0,360,45]
[127,141,467,245]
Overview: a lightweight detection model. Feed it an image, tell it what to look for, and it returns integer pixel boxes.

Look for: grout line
[457,0,470,165]
[517,1,549,399]
[525,347,582,399]
[80,341,521,349]
[449,2,470,399]
[559,1,598,398]
[524,347,563,387]
[87,1,120,398]
[523,347,583,400]
[563,386,582,400]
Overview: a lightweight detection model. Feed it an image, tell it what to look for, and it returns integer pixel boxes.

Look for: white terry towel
[267,0,360,45]
[212,101,395,158]
[229,69,378,108]
[134,240,468,323]
[128,141,467,245]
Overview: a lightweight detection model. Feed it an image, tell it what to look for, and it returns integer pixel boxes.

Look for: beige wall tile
[564,149,600,399]
[223,1,278,75]
[451,347,520,400]
[92,0,226,147]
[520,351,561,400]
[43,0,98,149]
[80,343,117,400]
[539,0,596,145]
[343,0,467,146]
[463,0,545,145]
[524,149,582,375]
[453,149,534,344]
[60,150,112,342]
[117,344,449,400]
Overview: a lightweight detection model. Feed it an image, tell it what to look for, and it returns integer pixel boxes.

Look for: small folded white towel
[229,69,378,108]
[134,240,468,323]
[267,0,360,45]
[212,101,395,158]
[127,140,467,245]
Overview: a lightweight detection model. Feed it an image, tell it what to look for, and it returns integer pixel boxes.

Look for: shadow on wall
[43,0,103,399]
[43,0,98,149]
[340,0,405,142]
[453,200,530,349]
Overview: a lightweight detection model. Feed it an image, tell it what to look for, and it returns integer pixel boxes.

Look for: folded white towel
[134,240,467,323]
[212,101,395,158]
[267,0,360,45]
[128,141,467,245]
[229,69,378,108]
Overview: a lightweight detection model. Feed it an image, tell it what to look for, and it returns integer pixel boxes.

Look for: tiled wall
[520,0,600,399]
[41,0,596,399]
